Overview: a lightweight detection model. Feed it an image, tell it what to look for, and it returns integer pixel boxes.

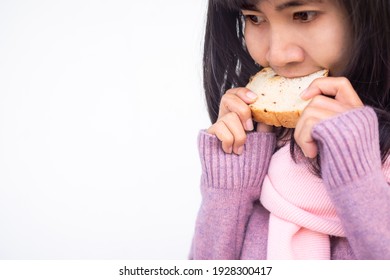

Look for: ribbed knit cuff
[198,130,276,191]
[312,106,381,188]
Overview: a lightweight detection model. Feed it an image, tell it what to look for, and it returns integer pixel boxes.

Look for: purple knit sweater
[189,106,390,260]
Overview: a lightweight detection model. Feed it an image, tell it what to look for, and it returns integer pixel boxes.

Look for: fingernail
[237,146,244,155]
[246,119,254,131]
[246,91,257,100]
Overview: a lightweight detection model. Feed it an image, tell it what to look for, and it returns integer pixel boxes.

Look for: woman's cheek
[244,28,268,66]
[246,40,267,67]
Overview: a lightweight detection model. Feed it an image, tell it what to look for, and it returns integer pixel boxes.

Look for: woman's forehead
[239,0,325,10]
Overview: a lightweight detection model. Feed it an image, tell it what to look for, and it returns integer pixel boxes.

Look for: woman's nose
[265,30,305,68]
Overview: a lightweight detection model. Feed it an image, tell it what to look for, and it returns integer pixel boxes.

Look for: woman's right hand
[207,87,272,155]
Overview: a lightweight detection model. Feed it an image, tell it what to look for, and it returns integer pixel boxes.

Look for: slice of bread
[246,67,329,128]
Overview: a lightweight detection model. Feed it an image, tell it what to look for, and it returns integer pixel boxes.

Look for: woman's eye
[244,15,265,25]
[293,11,317,22]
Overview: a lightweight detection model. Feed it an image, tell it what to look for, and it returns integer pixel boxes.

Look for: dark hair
[202,0,390,174]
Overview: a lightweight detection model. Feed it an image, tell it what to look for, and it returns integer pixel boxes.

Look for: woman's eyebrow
[242,0,323,12]
[275,0,323,11]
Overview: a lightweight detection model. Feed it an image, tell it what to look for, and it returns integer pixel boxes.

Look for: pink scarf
[260,145,345,259]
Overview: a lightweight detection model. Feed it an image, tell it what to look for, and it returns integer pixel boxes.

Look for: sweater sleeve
[312,106,390,259]
[189,130,276,259]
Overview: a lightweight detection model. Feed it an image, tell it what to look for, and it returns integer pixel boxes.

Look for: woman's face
[242,0,352,78]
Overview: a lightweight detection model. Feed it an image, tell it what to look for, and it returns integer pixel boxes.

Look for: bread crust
[246,68,329,128]
[250,107,302,128]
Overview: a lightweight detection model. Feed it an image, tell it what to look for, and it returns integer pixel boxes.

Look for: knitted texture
[190,106,390,260]
[312,106,382,187]
[313,107,390,259]
[191,131,276,259]
[260,145,345,259]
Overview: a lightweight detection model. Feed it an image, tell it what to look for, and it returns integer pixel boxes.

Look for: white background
[0,0,210,259]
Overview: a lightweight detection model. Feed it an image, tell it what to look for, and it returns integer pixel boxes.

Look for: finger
[294,115,320,158]
[308,94,351,113]
[207,122,234,154]
[219,90,256,131]
[226,87,258,104]
[208,112,247,155]
[221,113,247,154]
[295,106,338,158]
[300,77,363,107]
[220,88,257,116]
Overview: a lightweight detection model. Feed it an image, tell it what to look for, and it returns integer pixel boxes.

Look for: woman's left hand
[294,77,364,158]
